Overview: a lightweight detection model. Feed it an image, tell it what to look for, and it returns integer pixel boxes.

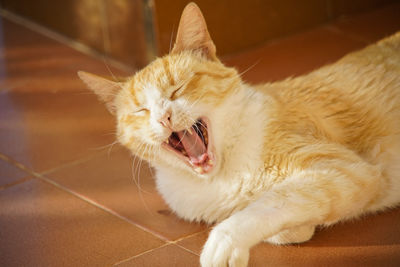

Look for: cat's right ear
[172,2,217,60]
[78,71,122,115]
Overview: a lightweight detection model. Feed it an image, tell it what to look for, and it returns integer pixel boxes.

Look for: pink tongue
[177,130,207,163]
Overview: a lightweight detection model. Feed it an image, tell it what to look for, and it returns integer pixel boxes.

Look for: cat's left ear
[78,71,122,115]
[172,3,217,60]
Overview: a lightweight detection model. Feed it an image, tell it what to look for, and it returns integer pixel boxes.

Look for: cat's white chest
[154,169,243,223]
[154,154,265,223]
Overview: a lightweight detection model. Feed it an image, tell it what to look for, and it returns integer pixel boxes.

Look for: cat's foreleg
[200,155,381,267]
[200,190,321,267]
[200,197,314,266]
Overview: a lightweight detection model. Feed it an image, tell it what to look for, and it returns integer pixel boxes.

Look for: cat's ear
[172,2,217,60]
[78,71,122,115]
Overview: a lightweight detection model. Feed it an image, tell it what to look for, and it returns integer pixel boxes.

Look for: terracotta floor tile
[0,179,165,267]
[45,147,206,241]
[333,3,400,44]
[114,244,200,267]
[303,207,400,248]
[0,157,30,187]
[0,89,115,172]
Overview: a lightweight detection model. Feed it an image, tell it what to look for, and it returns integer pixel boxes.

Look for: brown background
[0,0,398,69]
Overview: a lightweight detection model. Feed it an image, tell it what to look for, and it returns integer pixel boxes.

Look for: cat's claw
[200,227,249,267]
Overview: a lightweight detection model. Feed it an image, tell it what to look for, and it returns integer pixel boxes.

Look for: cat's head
[79,3,241,177]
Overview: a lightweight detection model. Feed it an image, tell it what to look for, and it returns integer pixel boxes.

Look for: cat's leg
[200,150,382,267]
[265,225,315,245]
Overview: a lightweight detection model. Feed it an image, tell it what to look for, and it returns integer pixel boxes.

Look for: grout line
[40,151,108,176]
[0,149,105,179]
[0,176,33,191]
[169,228,210,244]
[175,244,201,257]
[112,243,170,266]
[0,140,124,181]
[0,9,135,73]
[0,153,39,178]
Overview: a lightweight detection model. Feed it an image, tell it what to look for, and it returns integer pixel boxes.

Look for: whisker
[129,153,153,215]
[90,141,118,151]
[238,59,261,78]
[134,142,146,184]
[131,142,149,193]
[76,91,122,98]
[101,57,125,91]
[106,140,119,158]
[187,89,209,110]
[102,131,118,137]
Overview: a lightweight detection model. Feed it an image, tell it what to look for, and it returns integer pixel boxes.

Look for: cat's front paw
[200,227,249,267]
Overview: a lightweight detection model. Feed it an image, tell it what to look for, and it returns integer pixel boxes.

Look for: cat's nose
[158,111,172,129]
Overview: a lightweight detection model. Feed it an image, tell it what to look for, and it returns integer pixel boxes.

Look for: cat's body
[79,3,400,266]
[156,32,400,250]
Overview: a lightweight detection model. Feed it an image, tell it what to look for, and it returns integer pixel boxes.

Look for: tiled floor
[1,3,400,266]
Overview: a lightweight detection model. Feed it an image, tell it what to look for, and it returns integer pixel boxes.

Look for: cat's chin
[162,117,216,175]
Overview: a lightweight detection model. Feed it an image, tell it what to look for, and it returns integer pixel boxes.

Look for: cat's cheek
[200,225,249,267]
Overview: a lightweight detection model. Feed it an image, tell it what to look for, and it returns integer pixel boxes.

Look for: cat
[78,3,400,267]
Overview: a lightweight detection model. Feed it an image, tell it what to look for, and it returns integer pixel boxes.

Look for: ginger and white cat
[79,3,400,267]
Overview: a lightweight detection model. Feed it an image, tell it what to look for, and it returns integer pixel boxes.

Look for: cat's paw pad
[200,228,249,267]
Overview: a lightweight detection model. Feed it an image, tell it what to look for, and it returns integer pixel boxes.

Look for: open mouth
[163,118,214,174]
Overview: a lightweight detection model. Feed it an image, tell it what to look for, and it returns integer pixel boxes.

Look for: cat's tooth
[194,167,203,174]
[208,159,213,165]
[166,139,169,144]
[187,127,193,135]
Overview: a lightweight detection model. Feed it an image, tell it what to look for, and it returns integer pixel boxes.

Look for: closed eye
[170,85,184,100]
[134,108,148,115]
